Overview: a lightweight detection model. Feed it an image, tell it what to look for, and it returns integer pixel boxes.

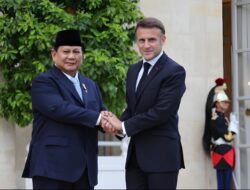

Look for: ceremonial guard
[203,78,238,189]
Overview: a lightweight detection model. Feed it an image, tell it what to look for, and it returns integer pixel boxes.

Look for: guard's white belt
[212,137,232,145]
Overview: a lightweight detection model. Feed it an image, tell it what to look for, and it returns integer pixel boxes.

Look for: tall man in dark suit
[105,17,186,189]
[22,29,112,189]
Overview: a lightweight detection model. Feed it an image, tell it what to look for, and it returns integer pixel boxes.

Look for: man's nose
[144,40,150,48]
[68,52,75,58]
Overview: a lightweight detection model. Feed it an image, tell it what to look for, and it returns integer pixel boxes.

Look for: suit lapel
[51,66,85,106]
[135,54,166,100]
[128,61,143,106]
[78,74,88,103]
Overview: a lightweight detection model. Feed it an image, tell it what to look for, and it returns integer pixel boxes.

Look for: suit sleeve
[31,75,100,128]
[94,82,107,112]
[120,107,131,121]
[120,68,133,121]
[124,66,186,136]
[94,82,108,132]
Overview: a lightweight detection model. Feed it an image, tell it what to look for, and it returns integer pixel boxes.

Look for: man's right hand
[100,111,117,134]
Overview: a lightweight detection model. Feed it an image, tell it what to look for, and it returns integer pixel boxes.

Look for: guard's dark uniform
[211,111,235,189]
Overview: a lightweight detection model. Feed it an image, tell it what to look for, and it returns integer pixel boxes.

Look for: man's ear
[161,34,166,44]
[51,48,57,62]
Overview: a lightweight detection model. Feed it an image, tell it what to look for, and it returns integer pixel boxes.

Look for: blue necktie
[71,77,83,100]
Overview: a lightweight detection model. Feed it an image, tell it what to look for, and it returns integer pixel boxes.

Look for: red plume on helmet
[215,78,226,86]
[214,78,227,93]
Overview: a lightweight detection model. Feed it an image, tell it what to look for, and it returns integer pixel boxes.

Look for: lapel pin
[82,83,88,93]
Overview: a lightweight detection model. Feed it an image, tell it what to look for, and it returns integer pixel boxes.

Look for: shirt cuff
[96,114,102,125]
[116,122,126,138]
[121,122,127,135]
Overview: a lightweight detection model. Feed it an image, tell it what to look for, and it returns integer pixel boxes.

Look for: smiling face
[51,46,83,76]
[136,27,166,61]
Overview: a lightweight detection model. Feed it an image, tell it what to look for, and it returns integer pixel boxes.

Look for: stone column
[15,124,32,189]
[0,119,16,189]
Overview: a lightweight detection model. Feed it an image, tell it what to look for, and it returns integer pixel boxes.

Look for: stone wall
[0,119,31,189]
[0,119,16,189]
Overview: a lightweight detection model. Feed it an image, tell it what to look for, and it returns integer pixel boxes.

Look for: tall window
[232,0,250,188]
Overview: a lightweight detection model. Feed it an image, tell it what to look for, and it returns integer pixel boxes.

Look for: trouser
[126,150,179,189]
[216,168,232,190]
[32,169,93,190]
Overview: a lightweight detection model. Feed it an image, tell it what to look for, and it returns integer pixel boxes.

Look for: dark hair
[135,17,165,35]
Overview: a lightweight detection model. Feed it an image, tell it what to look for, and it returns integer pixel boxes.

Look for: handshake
[100,111,123,135]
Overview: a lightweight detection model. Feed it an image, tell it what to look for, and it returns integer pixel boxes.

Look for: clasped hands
[100,111,123,134]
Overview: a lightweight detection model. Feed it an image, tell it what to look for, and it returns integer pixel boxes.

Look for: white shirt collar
[142,51,163,67]
[63,71,79,82]
[54,64,79,82]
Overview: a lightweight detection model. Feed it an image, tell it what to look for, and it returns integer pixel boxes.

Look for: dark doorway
[223,0,233,113]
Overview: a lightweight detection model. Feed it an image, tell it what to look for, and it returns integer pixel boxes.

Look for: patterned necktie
[136,62,151,94]
[71,77,83,100]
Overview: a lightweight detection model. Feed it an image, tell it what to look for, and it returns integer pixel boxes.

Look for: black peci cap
[53,29,85,50]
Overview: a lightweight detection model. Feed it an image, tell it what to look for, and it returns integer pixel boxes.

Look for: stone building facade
[0,0,230,189]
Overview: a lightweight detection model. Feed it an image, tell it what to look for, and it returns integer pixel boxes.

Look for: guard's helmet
[213,91,230,102]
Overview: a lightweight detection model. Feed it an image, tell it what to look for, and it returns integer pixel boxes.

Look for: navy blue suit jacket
[121,52,186,172]
[22,66,105,186]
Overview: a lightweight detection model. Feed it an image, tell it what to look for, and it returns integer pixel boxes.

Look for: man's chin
[65,66,78,71]
[143,56,153,61]
[142,52,154,60]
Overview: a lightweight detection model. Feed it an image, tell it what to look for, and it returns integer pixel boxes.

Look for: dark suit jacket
[22,66,105,186]
[121,52,186,172]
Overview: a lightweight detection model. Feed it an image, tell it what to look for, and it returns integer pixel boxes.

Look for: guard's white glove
[228,112,239,134]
